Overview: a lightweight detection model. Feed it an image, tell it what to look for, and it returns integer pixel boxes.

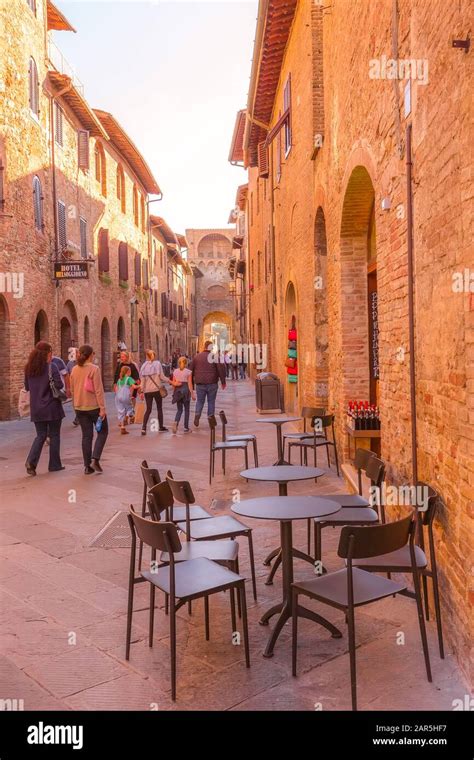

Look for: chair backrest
[338,514,413,560]
[208,414,217,445]
[147,481,173,520]
[365,455,385,488]
[354,449,375,494]
[301,406,326,418]
[219,410,228,440]
[166,473,196,505]
[140,460,161,491]
[312,413,334,432]
[128,506,182,553]
[416,482,440,526]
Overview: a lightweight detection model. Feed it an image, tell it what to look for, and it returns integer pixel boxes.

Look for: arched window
[28,57,39,117]
[132,186,139,226]
[140,195,146,233]
[116,165,126,212]
[94,142,107,196]
[32,175,43,230]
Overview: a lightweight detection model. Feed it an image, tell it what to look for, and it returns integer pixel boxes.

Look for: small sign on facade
[54,262,89,280]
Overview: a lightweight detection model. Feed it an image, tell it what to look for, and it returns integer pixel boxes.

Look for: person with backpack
[170,355,195,434]
[139,349,169,435]
[24,341,65,476]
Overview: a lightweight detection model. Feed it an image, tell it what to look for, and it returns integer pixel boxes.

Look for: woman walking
[139,349,169,435]
[70,345,108,474]
[24,341,65,475]
[170,355,195,434]
[115,366,140,435]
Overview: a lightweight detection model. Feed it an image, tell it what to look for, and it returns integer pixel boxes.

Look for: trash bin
[255,372,284,414]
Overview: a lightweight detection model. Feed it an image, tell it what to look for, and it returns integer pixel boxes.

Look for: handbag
[288,348,297,359]
[18,387,30,417]
[48,363,68,402]
[148,373,168,398]
[134,399,145,425]
[284,357,296,369]
[288,329,297,341]
[288,340,297,350]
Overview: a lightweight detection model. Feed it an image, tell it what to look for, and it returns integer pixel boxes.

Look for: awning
[232,235,244,249]
[47,0,76,32]
[94,110,161,194]
[228,109,246,164]
[46,71,108,138]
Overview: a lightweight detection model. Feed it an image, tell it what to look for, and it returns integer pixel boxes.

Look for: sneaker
[193,414,200,428]
[184,427,191,433]
[120,427,129,435]
[25,462,36,476]
[92,459,103,473]
[141,429,146,436]
[159,427,169,432]
[84,466,95,475]
[172,421,178,434]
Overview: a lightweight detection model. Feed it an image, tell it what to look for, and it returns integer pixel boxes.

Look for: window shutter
[57,200,66,250]
[29,58,39,116]
[134,252,141,285]
[161,292,168,318]
[283,75,292,153]
[80,217,87,258]
[178,305,183,323]
[54,103,63,146]
[257,141,269,178]
[78,130,89,169]
[33,176,43,230]
[154,291,158,315]
[98,228,109,273]
[118,242,128,281]
[142,259,149,289]
[0,160,4,211]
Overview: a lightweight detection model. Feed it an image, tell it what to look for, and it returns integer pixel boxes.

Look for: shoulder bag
[48,363,68,402]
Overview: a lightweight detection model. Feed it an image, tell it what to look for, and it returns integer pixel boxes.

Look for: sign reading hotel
[54,262,89,280]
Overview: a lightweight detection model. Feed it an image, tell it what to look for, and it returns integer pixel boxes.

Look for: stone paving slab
[0,381,468,711]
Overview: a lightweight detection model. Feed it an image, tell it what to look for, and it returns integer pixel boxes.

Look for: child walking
[115,366,140,435]
[170,356,195,434]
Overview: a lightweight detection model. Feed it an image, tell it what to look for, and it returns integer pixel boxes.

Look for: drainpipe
[406,123,418,483]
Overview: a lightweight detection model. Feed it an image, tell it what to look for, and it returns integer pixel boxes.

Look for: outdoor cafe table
[255,416,301,465]
[232,495,342,657]
[240,464,326,585]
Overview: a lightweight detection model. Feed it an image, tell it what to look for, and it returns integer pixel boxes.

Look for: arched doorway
[60,318,72,362]
[340,165,379,452]
[34,310,48,344]
[138,318,145,365]
[84,316,90,344]
[117,316,126,348]
[314,207,329,406]
[100,318,113,390]
[285,282,298,412]
[0,296,11,419]
[201,310,232,349]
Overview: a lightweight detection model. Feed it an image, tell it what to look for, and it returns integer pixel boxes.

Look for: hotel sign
[54,262,89,280]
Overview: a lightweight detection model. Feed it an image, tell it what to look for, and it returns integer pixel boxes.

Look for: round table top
[240,465,325,482]
[255,416,301,425]
[232,496,340,521]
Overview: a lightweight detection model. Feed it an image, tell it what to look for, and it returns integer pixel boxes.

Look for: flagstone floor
[0,381,468,711]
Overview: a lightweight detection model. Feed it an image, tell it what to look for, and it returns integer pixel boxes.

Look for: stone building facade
[0,0,190,411]
[230,0,473,685]
[185,228,236,349]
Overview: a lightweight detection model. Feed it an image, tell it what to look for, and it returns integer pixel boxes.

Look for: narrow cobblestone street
[0,382,467,711]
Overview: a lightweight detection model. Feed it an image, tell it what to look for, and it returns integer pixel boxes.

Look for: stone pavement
[0,381,468,711]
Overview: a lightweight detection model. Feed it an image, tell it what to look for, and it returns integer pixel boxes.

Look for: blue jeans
[175,397,190,428]
[195,383,218,418]
[27,420,62,470]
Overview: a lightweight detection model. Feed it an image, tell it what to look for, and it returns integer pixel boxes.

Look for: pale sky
[54,0,257,233]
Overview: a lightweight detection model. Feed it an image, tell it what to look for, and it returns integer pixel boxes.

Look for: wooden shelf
[344,424,381,438]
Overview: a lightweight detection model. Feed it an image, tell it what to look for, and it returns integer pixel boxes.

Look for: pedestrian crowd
[20,338,244,477]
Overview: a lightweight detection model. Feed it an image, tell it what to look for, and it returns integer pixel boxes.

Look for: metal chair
[353,483,444,658]
[288,413,340,476]
[313,456,386,572]
[292,515,432,710]
[219,410,258,466]
[208,415,250,484]
[126,507,250,701]
[320,448,376,509]
[167,473,257,601]
[282,406,326,458]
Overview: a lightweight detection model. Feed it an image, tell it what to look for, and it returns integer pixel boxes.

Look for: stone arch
[60,300,78,361]
[34,309,49,344]
[100,318,113,390]
[314,207,329,404]
[201,310,232,348]
[0,296,11,419]
[339,164,377,409]
[197,232,232,259]
[117,316,126,347]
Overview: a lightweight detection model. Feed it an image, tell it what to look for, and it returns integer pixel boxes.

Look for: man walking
[189,340,226,427]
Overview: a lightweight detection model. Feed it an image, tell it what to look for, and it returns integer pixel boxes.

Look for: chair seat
[213,441,248,450]
[322,493,371,508]
[142,557,243,599]
[314,507,378,525]
[160,539,239,564]
[295,438,332,448]
[293,567,406,608]
[227,434,256,442]
[176,515,249,540]
[353,544,428,570]
[283,432,313,441]
[169,505,211,522]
